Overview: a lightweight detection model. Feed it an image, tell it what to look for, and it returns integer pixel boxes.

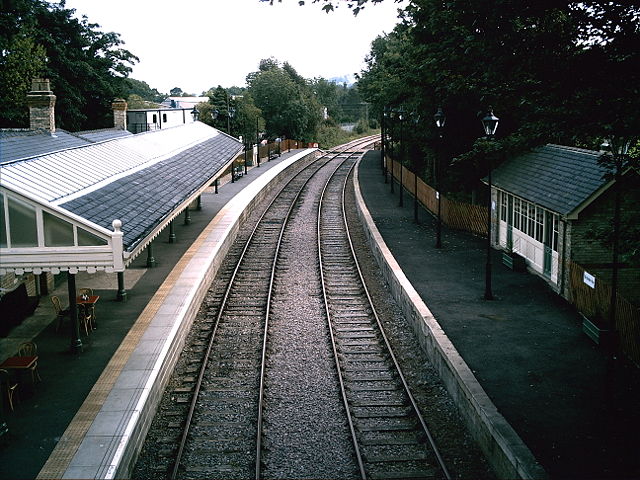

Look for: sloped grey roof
[74,128,133,143]
[60,133,241,251]
[1,122,242,254]
[0,122,227,204]
[491,144,609,215]
[0,129,91,164]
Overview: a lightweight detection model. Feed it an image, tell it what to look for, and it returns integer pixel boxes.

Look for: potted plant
[581,310,609,345]
[502,250,526,272]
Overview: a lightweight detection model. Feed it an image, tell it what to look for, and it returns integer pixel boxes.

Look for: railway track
[167,137,378,479]
[318,155,452,479]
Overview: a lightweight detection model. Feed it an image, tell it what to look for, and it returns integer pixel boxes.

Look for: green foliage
[247,58,322,142]
[315,121,378,149]
[0,36,46,127]
[207,86,231,131]
[0,0,138,131]
[271,0,391,16]
[124,79,164,104]
[126,94,162,109]
[233,94,264,144]
[356,0,640,196]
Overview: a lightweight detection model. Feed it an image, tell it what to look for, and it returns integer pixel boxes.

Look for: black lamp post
[389,109,396,193]
[244,141,249,175]
[410,112,421,223]
[228,106,235,136]
[256,117,260,167]
[398,106,405,207]
[191,106,199,122]
[433,107,446,248]
[481,108,499,300]
[380,110,385,175]
[383,107,390,183]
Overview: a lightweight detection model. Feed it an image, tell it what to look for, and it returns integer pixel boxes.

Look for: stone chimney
[112,98,127,130]
[26,78,56,134]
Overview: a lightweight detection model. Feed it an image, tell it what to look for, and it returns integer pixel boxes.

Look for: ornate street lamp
[383,107,390,183]
[256,117,261,167]
[228,106,236,135]
[481,107,499,300]
[398,106,406,207]
[410,112,421,223]
[190,105,199,122]
[389,109,396,193]
[433,107,446,248]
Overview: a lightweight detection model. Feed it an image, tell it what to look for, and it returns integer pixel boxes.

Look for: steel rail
[318,139,452,480]
[256,135,379,479]
[316,140,379,479]
[344,155,452,480]
[170,136,377,480]
[171,148,327,480]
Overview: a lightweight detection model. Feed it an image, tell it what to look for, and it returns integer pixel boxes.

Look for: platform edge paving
[36,149,319,480]
[352,159,548,480]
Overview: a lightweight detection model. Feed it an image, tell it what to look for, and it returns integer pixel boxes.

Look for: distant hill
[329,74,356,86]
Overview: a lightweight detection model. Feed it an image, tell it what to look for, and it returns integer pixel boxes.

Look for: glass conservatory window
[77,227,108,246]
[535,207,544,242]
[8,197,38,247]
[43,211,74,246]
[0,195,6,248]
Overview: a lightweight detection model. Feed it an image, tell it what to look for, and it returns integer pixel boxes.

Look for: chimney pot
[27,78,56,134]
[112,98,128,130]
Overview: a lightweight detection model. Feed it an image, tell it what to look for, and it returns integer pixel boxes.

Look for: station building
[0,79,242,337]
[488,143,640,305]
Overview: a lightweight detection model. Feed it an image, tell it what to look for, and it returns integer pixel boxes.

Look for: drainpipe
[560,218,568,298]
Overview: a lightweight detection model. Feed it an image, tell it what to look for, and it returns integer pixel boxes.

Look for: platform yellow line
[37,215,223,480]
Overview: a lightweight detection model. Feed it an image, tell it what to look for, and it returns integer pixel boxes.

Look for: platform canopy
[0,122,242,275]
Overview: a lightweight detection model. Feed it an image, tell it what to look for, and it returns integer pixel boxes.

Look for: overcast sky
[64,0,406,95]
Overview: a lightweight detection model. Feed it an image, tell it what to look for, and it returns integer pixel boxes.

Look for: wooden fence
[569,261,640,366]
[388,158,488,236]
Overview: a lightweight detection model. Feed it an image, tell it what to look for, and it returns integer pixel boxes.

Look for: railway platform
[0,149,313,480]
[356,150,640,479]
[1,145,638,479]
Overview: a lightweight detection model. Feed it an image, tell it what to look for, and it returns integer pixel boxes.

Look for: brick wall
[569,173,640,304]
[1,272,55,297]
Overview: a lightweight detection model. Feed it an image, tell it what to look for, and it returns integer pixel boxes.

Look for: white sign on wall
[583,271,596,289]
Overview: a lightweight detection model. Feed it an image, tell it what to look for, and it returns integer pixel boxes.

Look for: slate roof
[1,122,242,253]
[60,133,241,251]
[490,144,609,215]
[0,129,91,164]
[0,122,227,204]
[74,128,133,143]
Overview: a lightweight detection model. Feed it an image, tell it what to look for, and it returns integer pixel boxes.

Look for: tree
[247,59,322,141]
[356,1,640,197]
[169,87,184,97]
[0,36,46,127]
[233,94,263,144]
[0,0,138,131]
[207,86,230,131]
[269,0,397,15]
[124,78,164,104]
